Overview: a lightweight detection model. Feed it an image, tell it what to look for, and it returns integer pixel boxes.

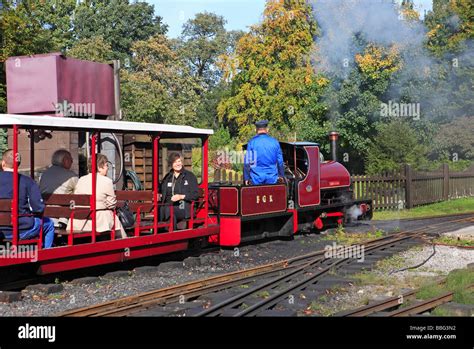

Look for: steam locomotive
[208,134,372,246]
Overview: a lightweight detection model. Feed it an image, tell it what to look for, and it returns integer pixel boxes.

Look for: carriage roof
[0,114,213,136]
[280,141,320,147]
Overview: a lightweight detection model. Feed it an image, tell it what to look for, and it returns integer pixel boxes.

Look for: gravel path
[387,244,474,278]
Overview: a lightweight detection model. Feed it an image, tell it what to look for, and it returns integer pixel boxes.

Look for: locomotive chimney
[329,131,339,162]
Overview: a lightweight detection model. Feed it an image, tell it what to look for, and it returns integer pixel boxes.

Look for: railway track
[57,213,474,317]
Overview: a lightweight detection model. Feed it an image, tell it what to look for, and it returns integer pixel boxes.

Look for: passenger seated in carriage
[40,149,78,228]
[0,150,55,248]
[160,152,199,230]
[67,154,127,238]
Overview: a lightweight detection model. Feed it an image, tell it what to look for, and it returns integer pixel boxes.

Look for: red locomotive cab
[280,142,321,208]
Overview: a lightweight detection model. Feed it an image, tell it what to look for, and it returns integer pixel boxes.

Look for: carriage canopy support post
[203,136,209,227]
[91,132,98,243]
[12,124,19,247]
[153,134,160,234]
[29,128,35,179]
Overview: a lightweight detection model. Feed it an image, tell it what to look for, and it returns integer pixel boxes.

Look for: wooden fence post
[443,163,449,201]
[405,164,413,209]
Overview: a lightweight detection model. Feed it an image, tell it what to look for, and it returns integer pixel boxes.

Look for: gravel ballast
[0,218,472,317]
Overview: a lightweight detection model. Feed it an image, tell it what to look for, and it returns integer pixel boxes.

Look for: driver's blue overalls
[243,133,284,185]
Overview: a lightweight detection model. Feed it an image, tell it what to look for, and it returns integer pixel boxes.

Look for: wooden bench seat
[1,187,209,245]
[0,199,44,246]
[0,195,95,246]
[116,188,208,232]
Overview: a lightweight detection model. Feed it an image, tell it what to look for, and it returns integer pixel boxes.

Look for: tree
[322,43,402,173]
[177,12,243,89]
[68,36,115,63]
[366,119,429,174]
[0,1,57,62]
[175,12,244,130]
[217,0,327,142]
[400,0,420,22]
[22,0,77,50]
[431,117,474,161]
[73,0,167,62]
[417,0,474,122]
[195,83,232,129]
[425,0,474,56]
[120,35,200,125]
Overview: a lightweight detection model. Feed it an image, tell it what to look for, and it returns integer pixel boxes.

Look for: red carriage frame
[0,114,218,274]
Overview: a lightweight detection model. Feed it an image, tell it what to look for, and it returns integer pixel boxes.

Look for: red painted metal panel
[287,209,298,234]
[240,185,287,216]
[6,53,115,116]
[219,217,241,246]
[57,56,115,116]
[320,161,351,189]
[38,242,189,274]
[298,146,321,207]
[219,187,239,215]
[6,54,59,114]
[0,226,219,269]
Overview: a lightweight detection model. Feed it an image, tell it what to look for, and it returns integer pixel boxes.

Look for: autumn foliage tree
[120,35,200,125]
[217,0,328,142]
[425,0,474,56]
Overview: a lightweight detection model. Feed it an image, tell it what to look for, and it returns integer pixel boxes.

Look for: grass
[416,268,474,305]
[433,236,474,247]
[306,301,333,316]
[239,303,249,309]
[352,271,383,285]
[373,197,474,220]
[431,307,452,316]
[322,225,385,245]
[256,291,270,299]
[375,254,407,273]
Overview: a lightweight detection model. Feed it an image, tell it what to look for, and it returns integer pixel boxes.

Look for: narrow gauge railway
[1,53,372,284]
[57,214,474,317]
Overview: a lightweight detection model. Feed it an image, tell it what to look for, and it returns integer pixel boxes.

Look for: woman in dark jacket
[160,152,199,230]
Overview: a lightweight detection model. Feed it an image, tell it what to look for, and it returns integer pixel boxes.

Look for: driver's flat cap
[255,120,269,128]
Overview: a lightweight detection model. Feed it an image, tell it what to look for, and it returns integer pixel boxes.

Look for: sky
[150,0,434,38]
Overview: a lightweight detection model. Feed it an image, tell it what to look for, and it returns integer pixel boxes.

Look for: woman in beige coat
[67,154,126,238]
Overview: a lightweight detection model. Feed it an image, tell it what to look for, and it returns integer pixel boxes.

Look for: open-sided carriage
[0,114,218,275]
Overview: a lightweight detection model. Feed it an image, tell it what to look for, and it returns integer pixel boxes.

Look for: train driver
[244,120,285,185]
